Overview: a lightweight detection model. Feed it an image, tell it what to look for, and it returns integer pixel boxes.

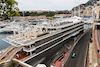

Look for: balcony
[23,46,36,52]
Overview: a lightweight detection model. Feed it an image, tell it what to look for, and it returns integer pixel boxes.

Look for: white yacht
[0,22,11,29]
[3,17,84,62]
[0,20,30,33]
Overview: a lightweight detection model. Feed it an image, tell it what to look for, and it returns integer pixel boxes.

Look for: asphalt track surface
[64,30,92,67]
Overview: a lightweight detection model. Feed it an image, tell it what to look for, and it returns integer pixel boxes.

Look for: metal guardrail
[84,42,90,67]
[13,59,33,67]
[0,46,14,60]
[84,33,92,67]
[4,47,22,61]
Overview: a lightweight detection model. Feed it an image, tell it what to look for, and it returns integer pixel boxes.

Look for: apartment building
[83,6,92,18]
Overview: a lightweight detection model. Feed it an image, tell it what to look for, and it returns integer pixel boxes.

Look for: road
[25,38,68,66]
[64,30,92,67]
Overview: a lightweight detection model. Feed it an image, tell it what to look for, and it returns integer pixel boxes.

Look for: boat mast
[74,0,77,16]
[78,0,80,17]
[74,7,75,16]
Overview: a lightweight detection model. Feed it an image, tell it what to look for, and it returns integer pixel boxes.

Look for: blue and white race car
[71,52,76,58]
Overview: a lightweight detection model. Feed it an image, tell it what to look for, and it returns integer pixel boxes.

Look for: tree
[0,0,20,21]
[8,60,18,67]
[6,7,20,21]
[47,16,54,20]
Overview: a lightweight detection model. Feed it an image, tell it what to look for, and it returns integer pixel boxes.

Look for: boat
[2,17,84,64]
[0,20,32,34]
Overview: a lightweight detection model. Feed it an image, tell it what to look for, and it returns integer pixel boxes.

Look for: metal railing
[4,47,22,61]
[0,46,14,60]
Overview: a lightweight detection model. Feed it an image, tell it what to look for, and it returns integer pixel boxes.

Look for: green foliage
[6,8,20,16]
[0,63,3,67]
[32,24,36,25]
[0,0,19,20]
[21,11,55,17]
[19,11,71,17]
[47,16,54,20]
[8,60,17,67]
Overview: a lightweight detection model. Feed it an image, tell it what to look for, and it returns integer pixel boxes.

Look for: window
[48,28,56,31]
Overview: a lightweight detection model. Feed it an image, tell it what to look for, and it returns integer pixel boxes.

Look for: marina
[0,15,93,67]
[0,0,98,67]
[0,34,11,50]
[0,16,85,66]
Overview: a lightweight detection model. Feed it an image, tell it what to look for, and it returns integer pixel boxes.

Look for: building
[92,6,100,20]
[83,6,92,18]
[92,6,100,31]
[54,14,72,18]
[72,6,84,17]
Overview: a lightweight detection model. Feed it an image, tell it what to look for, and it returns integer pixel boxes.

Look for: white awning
[36,64,47,67]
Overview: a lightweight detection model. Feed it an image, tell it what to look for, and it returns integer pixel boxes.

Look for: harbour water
[0,33,11,50]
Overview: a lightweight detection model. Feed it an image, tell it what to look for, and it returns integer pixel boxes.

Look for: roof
[54,14,72,17]
[36,64,46,67]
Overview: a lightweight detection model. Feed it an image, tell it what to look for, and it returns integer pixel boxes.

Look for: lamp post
[22,10,25,20]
